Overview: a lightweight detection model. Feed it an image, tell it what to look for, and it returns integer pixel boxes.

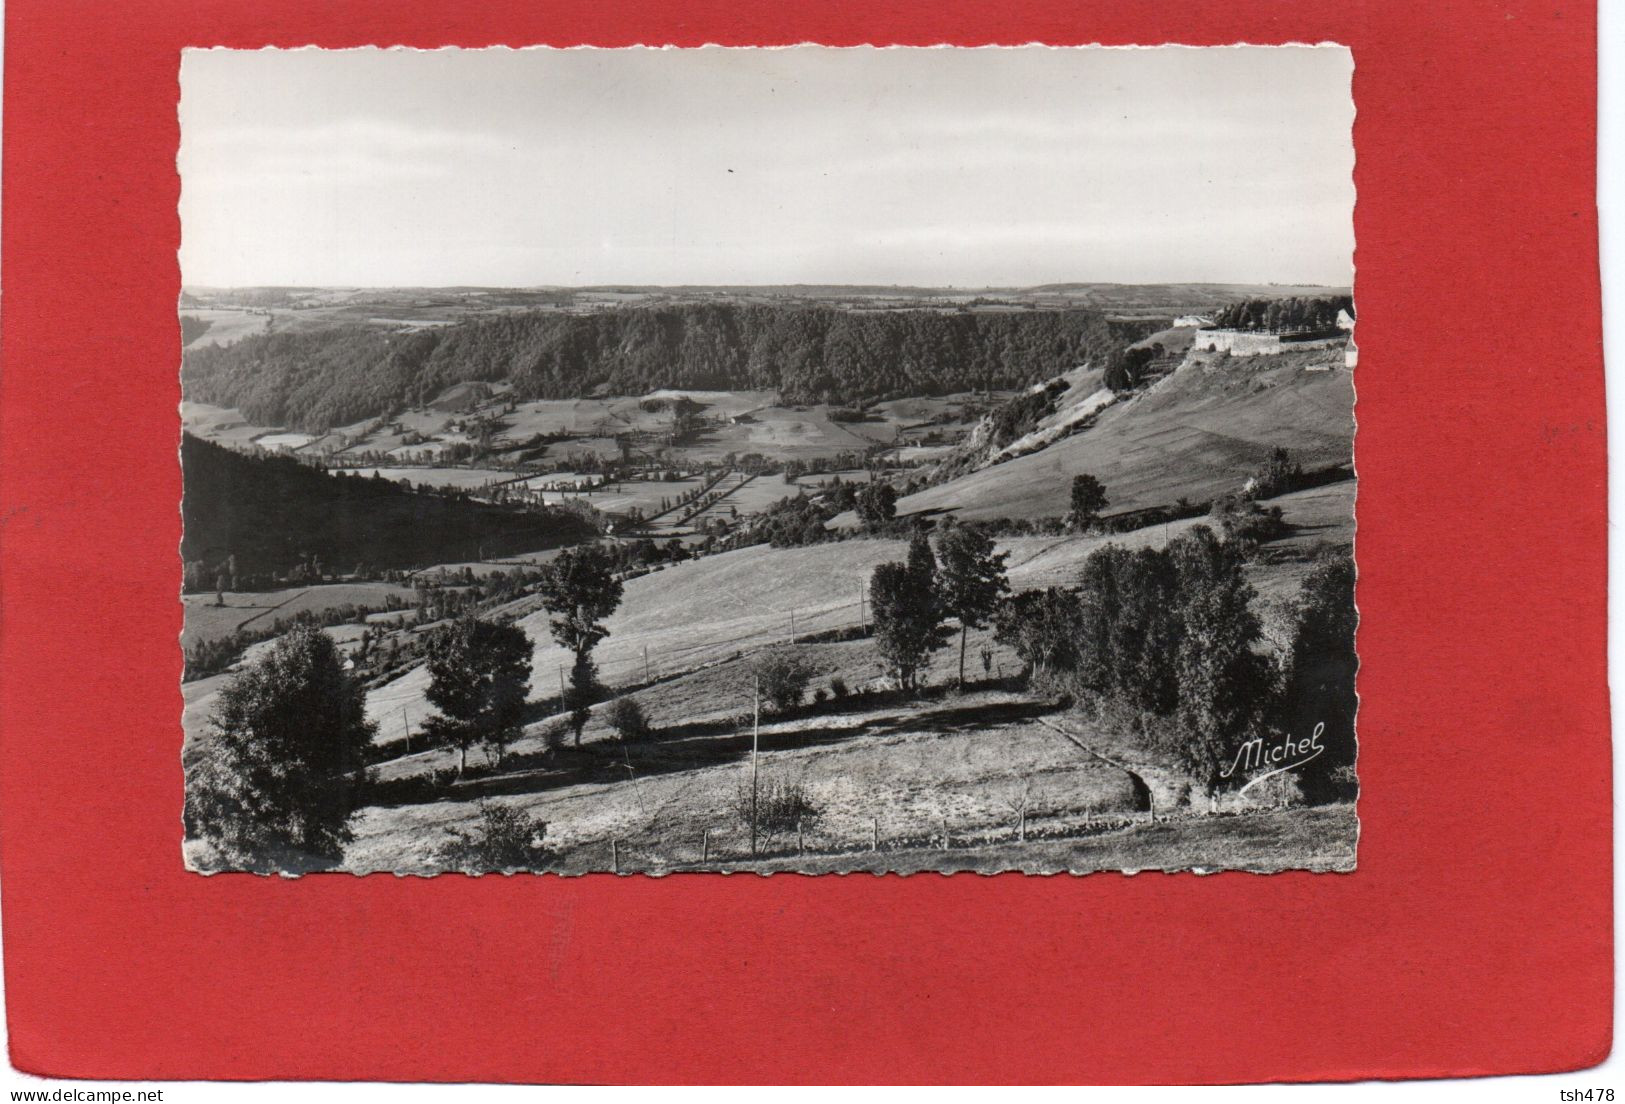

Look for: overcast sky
[179,46,1353,288]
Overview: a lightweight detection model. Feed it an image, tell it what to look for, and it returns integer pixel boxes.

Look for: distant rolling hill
[181,433,594,577]
[891,340,1354,524]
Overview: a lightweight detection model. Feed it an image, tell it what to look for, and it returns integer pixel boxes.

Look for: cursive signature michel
[1219,723,1325,794]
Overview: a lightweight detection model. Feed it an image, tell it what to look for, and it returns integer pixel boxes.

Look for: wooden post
[750,675,761,855]
[789,608,796,643]
[941,815,950,851]
[611,838,620,874]
[702,828,710,863]
[644,644,651,683]
[872,817,879,852]
[401,706,411,753]
[797,819,804,855]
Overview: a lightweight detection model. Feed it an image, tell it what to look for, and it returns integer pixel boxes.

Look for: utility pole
[750,674,761,855]
[789,608,797,644]
[858,580,866,631]
[558,664,567,715]
[401,706,411,754]
[644,644,651,683]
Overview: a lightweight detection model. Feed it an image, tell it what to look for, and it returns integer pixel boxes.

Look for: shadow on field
[368,691,1060,806]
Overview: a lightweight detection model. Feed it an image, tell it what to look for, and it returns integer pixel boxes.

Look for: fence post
[612,838,620,874]
[872,817,879,852]
[702,828,710,864]
[797,819,804,855]
[750,675,761,855]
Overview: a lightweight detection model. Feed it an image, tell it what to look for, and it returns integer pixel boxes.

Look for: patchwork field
[180,401,288,450]
[349,466,519,491]
[180,308,272,349]
[793,469,877,488]
[185,384,992,474]
[680,472,800,524]
[181,581,417,650]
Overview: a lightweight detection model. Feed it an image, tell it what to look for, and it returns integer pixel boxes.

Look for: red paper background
[0,0,1610,1085]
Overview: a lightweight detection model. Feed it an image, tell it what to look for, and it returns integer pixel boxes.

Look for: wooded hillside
[181,433,594,576]
[181,303,1153,431]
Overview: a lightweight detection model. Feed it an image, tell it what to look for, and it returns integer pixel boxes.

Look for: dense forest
[181,433,594,578]
[181,303,1154,432]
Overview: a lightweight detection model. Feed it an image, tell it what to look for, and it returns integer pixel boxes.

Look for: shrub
[855,482,898,530]
[1246,447,1305,500]
[437,801,550,873]
[829,676,849,699]
[813,688,828,704]
[750,646,820,712]
[1210,495,1287,546]
[606,696,653,742]
[735,775,822,841]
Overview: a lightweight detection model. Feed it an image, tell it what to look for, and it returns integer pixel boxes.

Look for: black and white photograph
[178,45,1358,875]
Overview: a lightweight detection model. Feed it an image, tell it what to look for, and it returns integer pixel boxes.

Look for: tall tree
[1168,528,1276,792]
[905,528,937,584]
[935,525,1010,688]
[185,624,375,871]
[566,652,602,746]
[422,614,533,776]
[869,540,946,693]
[1070,474,1109,531]
[538,544,624,745]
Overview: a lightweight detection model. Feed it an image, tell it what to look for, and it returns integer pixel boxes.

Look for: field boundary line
[1035,717,1158,777]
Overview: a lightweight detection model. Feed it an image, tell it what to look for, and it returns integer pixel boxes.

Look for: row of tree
[993,532,1356,800]
[1209,295,1353,335]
